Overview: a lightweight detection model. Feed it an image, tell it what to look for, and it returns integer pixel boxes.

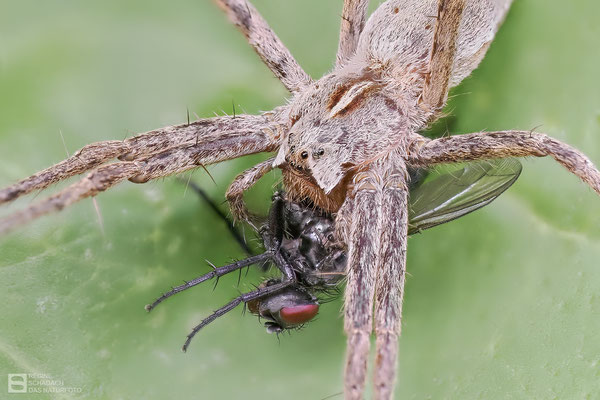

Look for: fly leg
[145,253,271,312]
[182,197,298,350]
[184,179,253,256]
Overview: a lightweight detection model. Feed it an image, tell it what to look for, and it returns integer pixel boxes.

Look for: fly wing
[408,158,521,234]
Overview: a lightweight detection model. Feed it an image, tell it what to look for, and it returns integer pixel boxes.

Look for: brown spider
[1,0,600,399]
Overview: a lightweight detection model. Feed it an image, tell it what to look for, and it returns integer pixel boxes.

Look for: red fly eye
[279,304,319,325]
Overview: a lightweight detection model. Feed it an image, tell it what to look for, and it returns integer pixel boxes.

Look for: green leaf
[1,1,599,399]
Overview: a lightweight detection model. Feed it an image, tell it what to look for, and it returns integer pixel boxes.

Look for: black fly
[146,158,521,351]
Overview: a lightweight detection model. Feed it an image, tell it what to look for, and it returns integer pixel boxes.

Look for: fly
[146,158,521,351]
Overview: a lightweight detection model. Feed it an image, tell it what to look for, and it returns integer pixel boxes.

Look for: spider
[1,0,599,399]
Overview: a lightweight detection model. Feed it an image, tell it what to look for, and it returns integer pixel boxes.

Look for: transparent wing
[408,158,522,234]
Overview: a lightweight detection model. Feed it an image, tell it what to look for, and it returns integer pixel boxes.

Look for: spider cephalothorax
[276,70,412,212]
[1,1,600,399]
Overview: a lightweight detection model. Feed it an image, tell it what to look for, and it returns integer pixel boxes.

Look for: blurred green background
[1,0,600,399]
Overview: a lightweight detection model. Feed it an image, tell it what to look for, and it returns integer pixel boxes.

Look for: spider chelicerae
[1,1,600,399]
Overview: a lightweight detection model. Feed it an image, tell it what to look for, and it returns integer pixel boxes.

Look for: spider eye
[279,304,319,325]
[300,151,309,159]
[312,148,325,159]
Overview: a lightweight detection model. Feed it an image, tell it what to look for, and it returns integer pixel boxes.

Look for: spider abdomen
[356,0,509,88]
